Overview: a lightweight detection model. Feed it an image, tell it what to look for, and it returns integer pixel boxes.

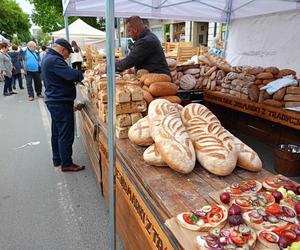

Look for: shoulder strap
[28,49,40,62]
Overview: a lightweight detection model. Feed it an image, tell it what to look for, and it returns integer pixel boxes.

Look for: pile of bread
[242,67,299,108]
[128,99,262,176]
[139,72,182,105]
[97,82,146,138]
[173,52,230,91]
[221,71,256,100]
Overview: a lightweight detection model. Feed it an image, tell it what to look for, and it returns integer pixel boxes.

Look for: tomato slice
[230,231,247,247]
[265,203,282,215]
[210,205,221,214]
[206,212,223,224]
[260,231,279,243]
[230,188,243,195]
[183,214,194,225]
[281,230,297,241]
[265,193,276,204]
[235,197,251,208]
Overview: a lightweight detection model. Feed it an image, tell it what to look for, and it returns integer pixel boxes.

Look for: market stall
[62,1,300,249]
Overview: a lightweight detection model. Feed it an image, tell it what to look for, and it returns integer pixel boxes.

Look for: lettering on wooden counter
[116,162,174,250]
[204,91,300,130]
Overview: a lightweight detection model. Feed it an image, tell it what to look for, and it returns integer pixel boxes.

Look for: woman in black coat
[8,44,24,89]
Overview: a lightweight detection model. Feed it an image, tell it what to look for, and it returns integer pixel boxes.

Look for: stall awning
[63,0,300,22]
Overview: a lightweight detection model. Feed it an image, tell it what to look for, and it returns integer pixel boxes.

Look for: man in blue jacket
[41,38,85,172]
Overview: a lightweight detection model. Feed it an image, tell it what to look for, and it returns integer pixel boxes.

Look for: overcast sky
[16,0,34,15]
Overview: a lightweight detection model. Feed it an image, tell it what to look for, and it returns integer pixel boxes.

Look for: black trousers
[3,76,12,94]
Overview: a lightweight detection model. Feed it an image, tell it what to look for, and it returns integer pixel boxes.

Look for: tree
[29,0,104,32]
[35,30,51,46]
[0,0,31,41]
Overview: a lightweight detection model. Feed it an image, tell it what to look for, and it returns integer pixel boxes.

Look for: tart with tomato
[263,175,296,191]
[281,194,300,209]
[196,224,256,250]
[176,204,228,231]
[258,223,300,249]
[242,203,298,230]
[224,180,262,197]
[232,192,275,211]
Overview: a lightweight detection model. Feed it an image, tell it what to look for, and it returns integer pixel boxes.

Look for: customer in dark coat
[99,16,170,76]
[41,38,85,172]
[8,44,24,90]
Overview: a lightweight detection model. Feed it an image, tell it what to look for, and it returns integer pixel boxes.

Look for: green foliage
[0,0,31,41]
[36,30,51,46]
[29,0,104,32]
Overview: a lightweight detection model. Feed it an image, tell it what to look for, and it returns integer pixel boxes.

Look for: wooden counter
[77,103,281,250]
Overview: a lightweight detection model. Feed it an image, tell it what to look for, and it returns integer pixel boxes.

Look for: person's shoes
[61,163,85,172]
[53,161,61,167]
[28,97,34,101]
[10,91,18,94]
[3,92,11,96]
[37,94,44,98]
[13,86,16,90]
[20,87,24,89]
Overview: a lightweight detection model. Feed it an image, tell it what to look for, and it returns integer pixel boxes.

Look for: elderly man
[20,41,43,101]
[99,16,170,75]
[41,38,85,172]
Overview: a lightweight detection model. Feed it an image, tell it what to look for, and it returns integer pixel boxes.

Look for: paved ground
[0,81,110,250]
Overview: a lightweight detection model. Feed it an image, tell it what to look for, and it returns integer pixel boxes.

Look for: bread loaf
[116,126,130,139]
[285,101,300,108]
[149,82,178,97]
[263,79,274,85]
[143,90,154,104]
[248,84,259,102]
[143,73,172,85]
[286,87,300,94]
[166,58,176,68]
[263,99,283,107]
[284,94,300,101]
[136,69,149,78]
[273,87,286,101]
[256,72,273,80]
[116,86,131,103]
[124,84,143,101]
[148,99,195,174]
[180,74,196,90]
[116,114,131,127]
[278,69,296,77]
[128,116,154,146]
[143,144,167,167]
[130,112,143,125]
[227,132,262,172]
[264,67,279,75]
[156,95,181,104]
[181,104,237,176]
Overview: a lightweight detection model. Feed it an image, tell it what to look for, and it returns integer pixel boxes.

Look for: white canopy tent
[61,1,300,248]
[51,18,106,48]
[0,34,10,43]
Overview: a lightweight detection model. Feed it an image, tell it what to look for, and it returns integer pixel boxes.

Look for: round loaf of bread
[143,90,154,104]
[256,72,274,80]
[180,74,196,90]
[155,95,181,104]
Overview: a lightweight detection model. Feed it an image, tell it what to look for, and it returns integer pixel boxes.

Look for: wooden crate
[177,47,199,64]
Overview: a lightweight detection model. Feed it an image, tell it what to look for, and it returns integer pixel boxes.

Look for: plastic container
[274,144,300,177]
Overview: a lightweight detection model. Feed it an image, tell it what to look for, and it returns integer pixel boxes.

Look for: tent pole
[64,15,70,42]
[117,18,121,48]
[105,0,116,249]
[223,0,233,58]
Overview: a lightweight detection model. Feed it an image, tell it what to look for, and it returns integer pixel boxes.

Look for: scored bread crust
[176,205,228,232]
[128,116,154,146]
[181,103,238,176]
[143,144,167,166]
[148,99,195,174]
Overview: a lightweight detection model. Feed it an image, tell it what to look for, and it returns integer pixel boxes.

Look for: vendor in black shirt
[100,16,170,76]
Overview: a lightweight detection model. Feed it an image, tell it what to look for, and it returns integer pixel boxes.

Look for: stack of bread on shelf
[129,100,262,176]
[139,71,181,105]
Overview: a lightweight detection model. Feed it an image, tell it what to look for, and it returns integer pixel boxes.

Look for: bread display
[181,103,237,176]
[142,73,172,85]
[148,99,195,174]
[155,95,181,104]
[143,144,167,167]
[148,82,178,97]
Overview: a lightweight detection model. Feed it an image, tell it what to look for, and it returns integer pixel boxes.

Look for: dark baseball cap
[55,38,73,53]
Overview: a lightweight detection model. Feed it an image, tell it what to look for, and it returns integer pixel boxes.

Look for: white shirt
[70,47,83,64]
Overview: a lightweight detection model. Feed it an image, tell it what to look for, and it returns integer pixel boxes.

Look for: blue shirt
[25,49,39,72]
[209,47,223,57]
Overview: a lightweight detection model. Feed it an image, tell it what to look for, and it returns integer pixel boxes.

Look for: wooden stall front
[204,91,300,146]
[78,95,294,250]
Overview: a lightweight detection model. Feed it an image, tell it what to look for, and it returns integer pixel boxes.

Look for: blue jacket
[41,48,83,103]
[19,48,40,72]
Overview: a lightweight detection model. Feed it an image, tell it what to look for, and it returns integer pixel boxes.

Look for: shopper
[41,38,85,172]
[20,41,43,101]
[0,42,17,96]
[8,44,24,90]
[39,45,47,63]
[70,40,83,71]
[98,16,170,76]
